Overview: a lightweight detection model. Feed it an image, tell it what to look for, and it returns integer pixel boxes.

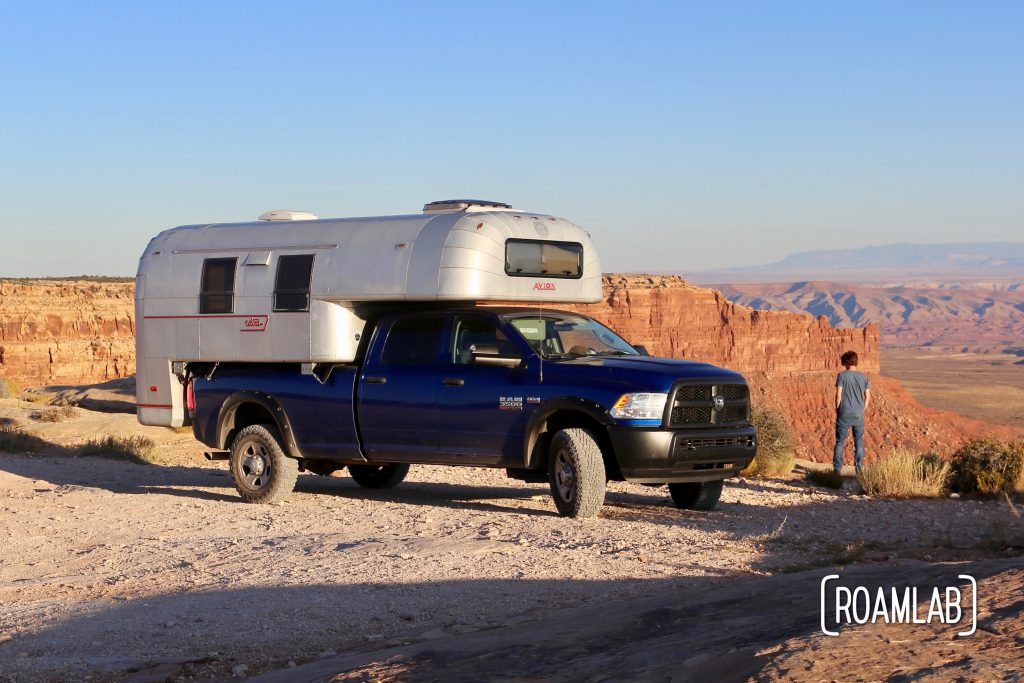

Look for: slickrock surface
[0,280,135,387]
[0,399,1021,682]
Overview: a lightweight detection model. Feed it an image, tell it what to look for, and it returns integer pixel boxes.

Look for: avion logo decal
[241,315,269,332]
[533,282,556,291]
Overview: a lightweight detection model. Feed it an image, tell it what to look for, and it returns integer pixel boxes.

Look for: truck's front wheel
[349,463,409,489]
[229,424,299,504]
[668,480,723,511]
[548,428,606,518]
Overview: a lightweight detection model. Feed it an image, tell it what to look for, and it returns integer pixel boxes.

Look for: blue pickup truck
[190,305,756,518]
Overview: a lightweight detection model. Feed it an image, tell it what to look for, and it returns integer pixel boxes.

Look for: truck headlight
[610,393,668,420]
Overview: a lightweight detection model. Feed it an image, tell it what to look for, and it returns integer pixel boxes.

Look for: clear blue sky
[1,1,1021,277]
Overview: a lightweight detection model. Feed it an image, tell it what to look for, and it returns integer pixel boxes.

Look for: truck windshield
[506,314,640,359]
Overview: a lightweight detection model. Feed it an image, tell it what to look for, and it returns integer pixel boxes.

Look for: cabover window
[199,258,237,314]
[274,254,315,312]
[505,239,583,279]
[381,315,445,365]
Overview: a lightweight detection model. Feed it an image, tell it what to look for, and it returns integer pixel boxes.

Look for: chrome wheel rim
[239,440,272,490]
[554,449,575,502]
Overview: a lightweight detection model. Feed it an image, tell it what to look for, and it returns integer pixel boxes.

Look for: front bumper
[608,425,757,483]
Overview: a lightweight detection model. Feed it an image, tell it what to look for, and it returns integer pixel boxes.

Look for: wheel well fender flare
[216,391,303,459]
[523,398,614,469]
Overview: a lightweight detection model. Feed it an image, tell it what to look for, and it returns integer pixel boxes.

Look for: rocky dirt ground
[0,398,1022,682]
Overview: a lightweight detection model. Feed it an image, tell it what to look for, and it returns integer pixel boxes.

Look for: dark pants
[833,414,865,472]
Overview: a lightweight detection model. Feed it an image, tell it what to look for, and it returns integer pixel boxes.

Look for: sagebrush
[741,404,796,477]
[78,435,157,463]
[948,438,1024,497]
[806,469,844,489]
[0,378,21,400]
[0,424,43,453]
[857,448,949,498]
[30,406,79,423]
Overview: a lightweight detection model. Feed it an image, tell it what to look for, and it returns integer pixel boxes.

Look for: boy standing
[834,350,871,474]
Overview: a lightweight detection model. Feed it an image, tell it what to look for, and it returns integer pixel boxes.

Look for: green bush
[948,438,1024,497]
[857,448,949,498]
[806,469,844,489]
[741,404,797,477]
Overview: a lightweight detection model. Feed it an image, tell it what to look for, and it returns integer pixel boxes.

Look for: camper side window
[199,258,237,314]
[380,315,445,365]
[505,239,583,279]
[274,254,315,312]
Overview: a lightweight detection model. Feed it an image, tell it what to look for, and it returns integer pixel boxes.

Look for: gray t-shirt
[836,369,870,418]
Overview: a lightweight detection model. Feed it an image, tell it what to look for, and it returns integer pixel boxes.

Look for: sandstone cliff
[0,280,135,387]
[567,275,879,375]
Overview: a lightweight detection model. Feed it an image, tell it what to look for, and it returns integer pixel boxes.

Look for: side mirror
[633,344,651,356]
[470,344,523,368]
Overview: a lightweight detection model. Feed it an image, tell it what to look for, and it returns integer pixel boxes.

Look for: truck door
[357,313,446,461]
[435,312,535,465]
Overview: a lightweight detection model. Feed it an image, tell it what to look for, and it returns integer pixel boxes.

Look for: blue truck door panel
[357,313,446,460]
[282,366,361,460]
[435,313,535,463]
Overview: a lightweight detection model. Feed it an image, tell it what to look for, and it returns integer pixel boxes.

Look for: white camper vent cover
[423,199,514,214]
[258,210,319,221]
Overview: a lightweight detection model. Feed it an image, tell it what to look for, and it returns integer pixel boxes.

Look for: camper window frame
[273,253,316,312]
[504,238,584,279]
[199,257,238,314]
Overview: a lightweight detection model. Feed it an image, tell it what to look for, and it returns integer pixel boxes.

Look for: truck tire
[229,424,299,504]
[668,479,723,511]
[548,428,606,518]
[349,463,409,489]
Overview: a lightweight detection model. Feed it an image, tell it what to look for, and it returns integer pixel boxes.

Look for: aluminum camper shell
[135,203,602,427]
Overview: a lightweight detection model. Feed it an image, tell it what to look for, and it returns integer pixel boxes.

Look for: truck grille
[667,383,750,427]
[675,435,755,453]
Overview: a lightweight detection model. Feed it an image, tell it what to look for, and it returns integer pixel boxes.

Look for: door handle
[365,376,387,384]
[442,377,465,386]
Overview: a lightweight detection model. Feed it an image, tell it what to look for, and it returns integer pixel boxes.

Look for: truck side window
[380,316,445,365]
[274,254,315,312]
[452,317,515,364]
[505,239,583,278]
[199,258,237,314]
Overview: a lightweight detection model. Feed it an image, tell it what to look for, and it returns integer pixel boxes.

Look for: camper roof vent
[422,199,515,214]
[258,210,319,222]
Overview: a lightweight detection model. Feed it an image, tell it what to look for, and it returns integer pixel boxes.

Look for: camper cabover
[136,200,756,518]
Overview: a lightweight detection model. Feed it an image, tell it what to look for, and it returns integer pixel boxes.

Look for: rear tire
[548,428,606,518]
[229,424,298,504]
[349,463,409,489]
[668,479,723,511]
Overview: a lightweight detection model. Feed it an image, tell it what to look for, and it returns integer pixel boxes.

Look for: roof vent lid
[422,199,515,214]
[258,210,319,222]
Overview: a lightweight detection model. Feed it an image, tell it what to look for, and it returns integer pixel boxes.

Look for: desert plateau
[1,274,1023,681]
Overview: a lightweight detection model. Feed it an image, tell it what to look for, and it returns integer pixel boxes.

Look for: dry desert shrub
[857,448,949,498]
[0,378,21,400]
[78,435,157,464]
[0,423,43,453]
[805,469,844,489]
[741,403,797,477]
[948,438,1024,497]
[30,406,80,423]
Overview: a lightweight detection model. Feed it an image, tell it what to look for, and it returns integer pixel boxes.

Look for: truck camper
[136,200,756,518]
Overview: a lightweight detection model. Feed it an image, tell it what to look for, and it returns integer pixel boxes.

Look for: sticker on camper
[533,282,556,291]
[499,396,523,411]
[241,315,269,332]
